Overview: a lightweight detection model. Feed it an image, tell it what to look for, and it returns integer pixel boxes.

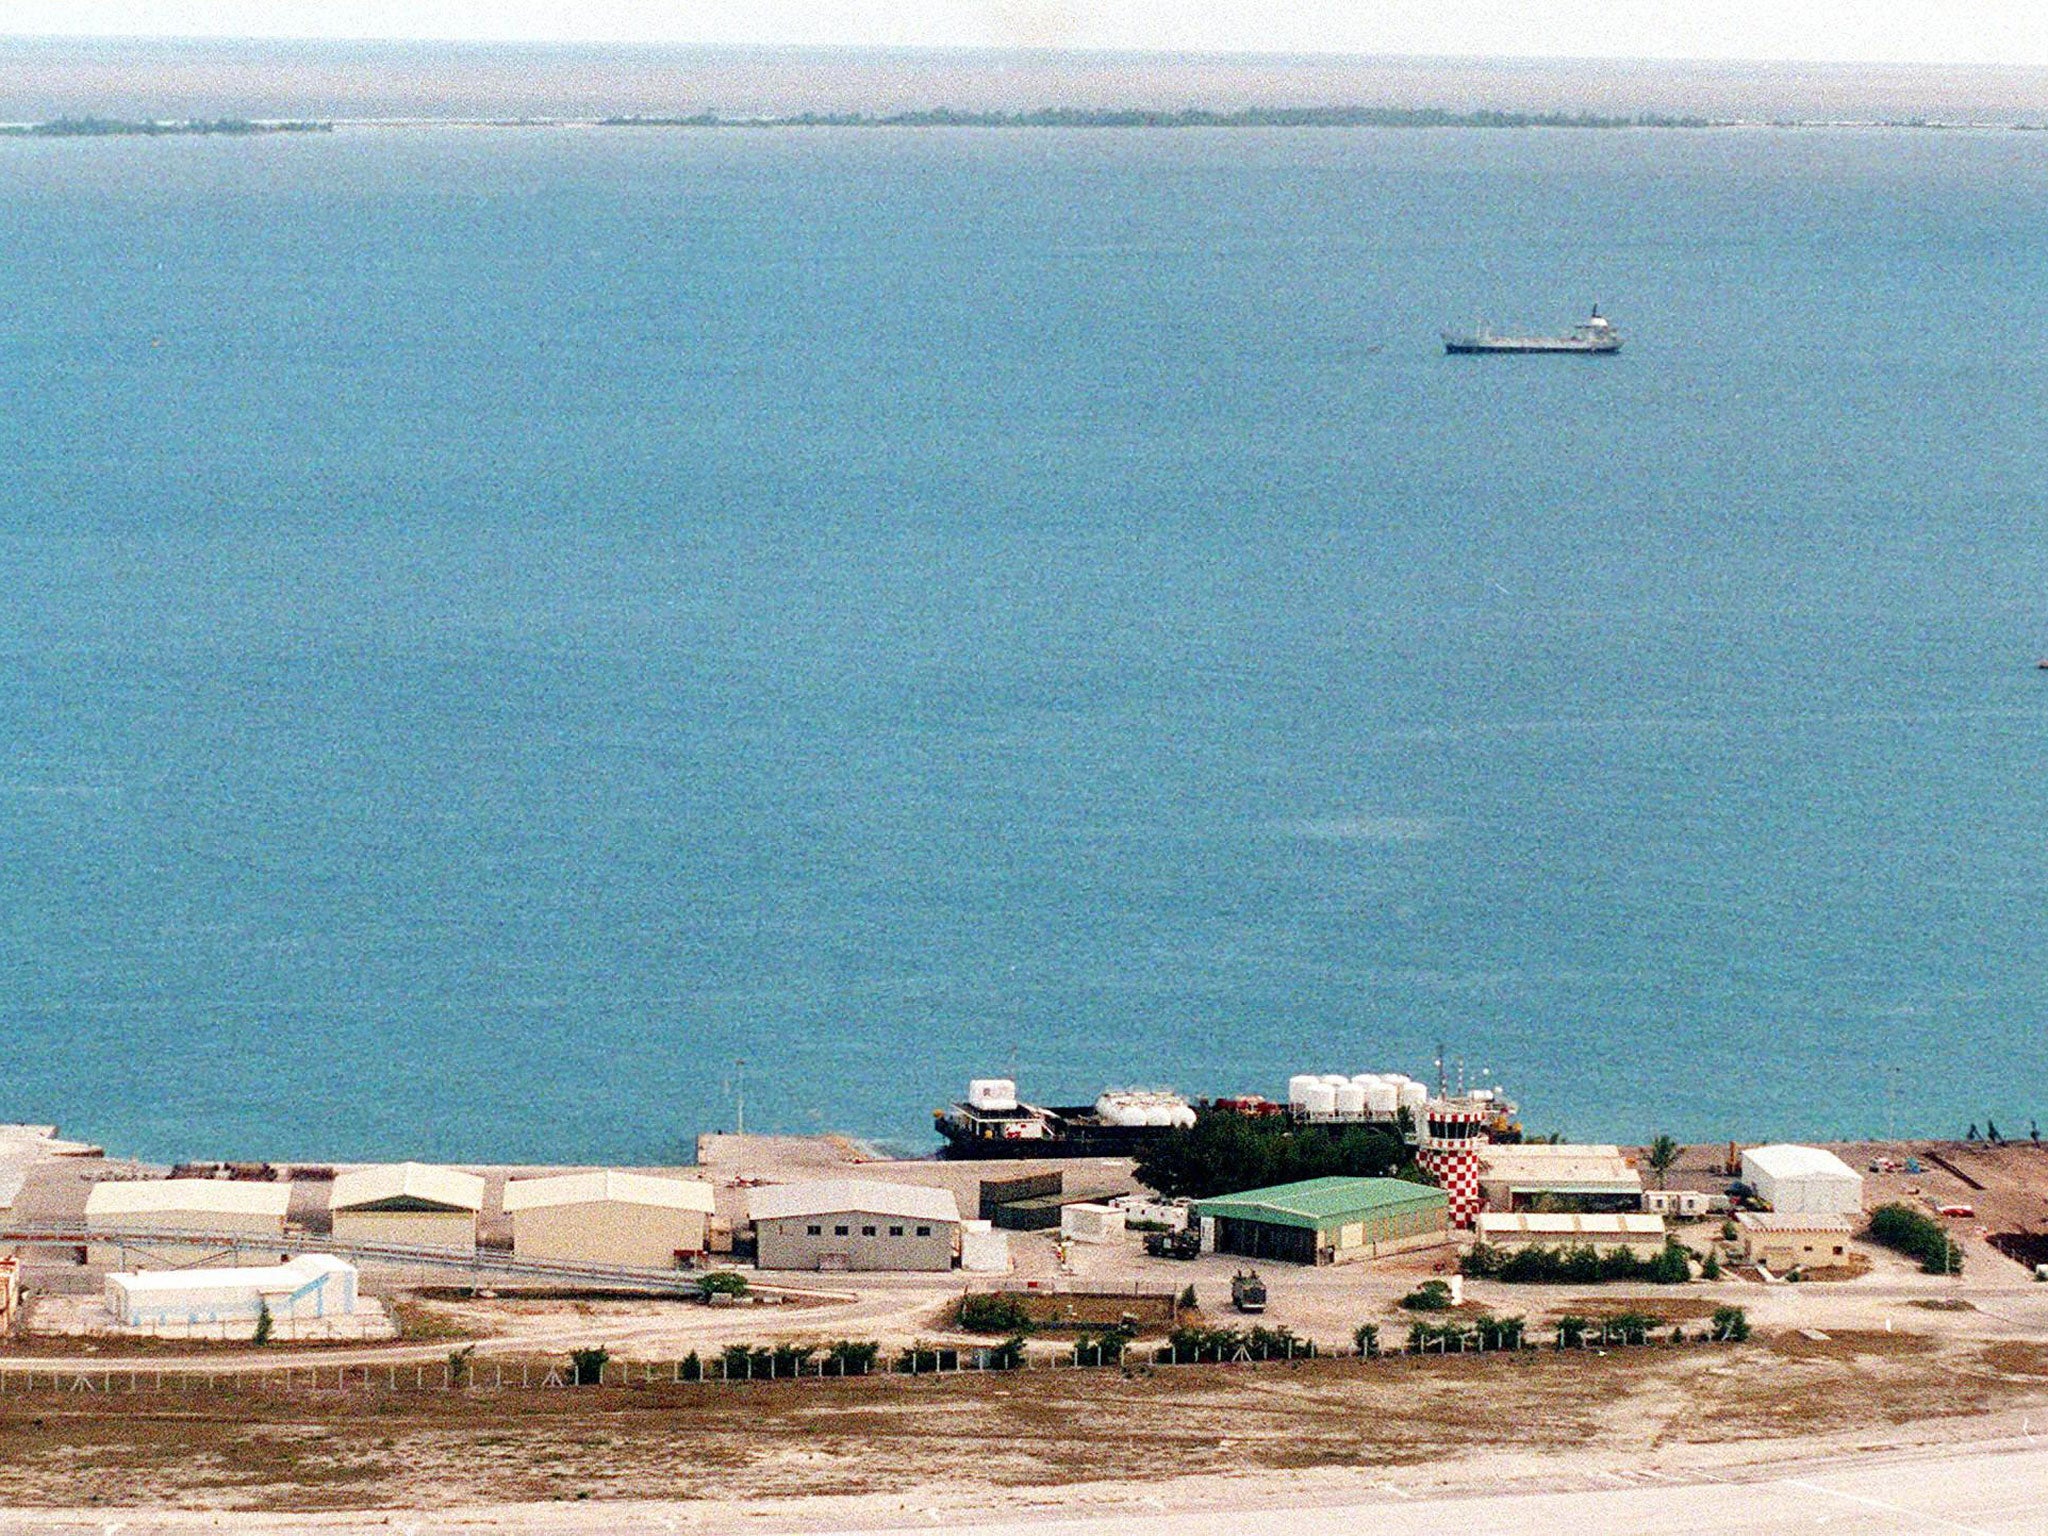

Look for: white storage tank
[1288,1075,1320,1109]
[1397,1080,1429,1115]
[1365,1080,1400,1117]
[969,1079,1018,1111]
[1333,1082,1368,1118]
[1318,1073,1351,1088]
[1095,1092,1137,1125]
[1300,1082,1338,1117]
[1169,1104,1197,1128]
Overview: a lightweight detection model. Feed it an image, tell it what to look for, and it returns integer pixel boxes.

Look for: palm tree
[1646,1134,1683,1190]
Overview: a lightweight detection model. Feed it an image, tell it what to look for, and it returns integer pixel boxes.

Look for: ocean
[2,122,2044,1163]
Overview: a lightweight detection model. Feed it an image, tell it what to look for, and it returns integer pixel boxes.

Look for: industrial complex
[0,1071,2018,1384]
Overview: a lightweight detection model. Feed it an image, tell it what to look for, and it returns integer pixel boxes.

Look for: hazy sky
[6,2,2048,67]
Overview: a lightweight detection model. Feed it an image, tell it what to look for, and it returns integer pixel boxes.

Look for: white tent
[1741,1145,1863,1215]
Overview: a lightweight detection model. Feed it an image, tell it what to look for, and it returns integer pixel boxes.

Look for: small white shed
[1741,1145,1863,1216]
[1059,1203,1127,1245]
[959,1219,1012,1273]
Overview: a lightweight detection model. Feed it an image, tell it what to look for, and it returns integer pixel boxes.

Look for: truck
[1230,1269,1267,1313]
[1144,1228,1202,1261]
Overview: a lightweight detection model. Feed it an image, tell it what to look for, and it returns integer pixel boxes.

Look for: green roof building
[1191,1176,1450,1265]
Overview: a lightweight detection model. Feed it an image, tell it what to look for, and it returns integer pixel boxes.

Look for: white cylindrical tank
[1318,1073,1350,1088]
[1170,1104,1197,1128]
[1365,1080,1400,1116]
[969,1078,1018,1111]
[1350,1073,1383,1090]
[1093,1092,1128,1125]
[1301,1082,1338,1117]
[1288,1074,1320,1108]
[1334,1083,1367,1118]
[1398,1080,1428,1114]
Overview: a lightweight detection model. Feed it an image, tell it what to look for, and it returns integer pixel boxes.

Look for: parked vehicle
[1144,1228,1202,1260]
[1230,1269,1267,1313]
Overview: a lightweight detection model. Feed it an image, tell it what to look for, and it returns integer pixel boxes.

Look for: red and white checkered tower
[1418,1098,1489,1228]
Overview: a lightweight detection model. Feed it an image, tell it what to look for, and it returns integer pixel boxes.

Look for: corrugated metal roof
[1475,1212,1667,1238]
[85,1179,291,1219]
[330,1163,485,1213]
[1742,1145,1860,1181]
[746,1180,961,1224]
[1478,1146,1643,1191]
[1734,1211,1859,1233]
[503,1170,716,1214]
[1191,1176,1448,1231]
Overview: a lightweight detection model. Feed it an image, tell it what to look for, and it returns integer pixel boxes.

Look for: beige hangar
[504,1170,716,1267]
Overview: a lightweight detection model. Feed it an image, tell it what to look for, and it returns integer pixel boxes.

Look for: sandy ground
[10,1131,2048,1530]
[2,1328,2048,1526]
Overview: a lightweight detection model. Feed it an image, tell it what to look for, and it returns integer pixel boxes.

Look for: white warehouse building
[1741,1144,1864,1216]
[105,1255,358,1333]
[84,1179,292,1269]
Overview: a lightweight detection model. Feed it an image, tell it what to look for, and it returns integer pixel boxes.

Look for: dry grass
[1,1330,2041,1513]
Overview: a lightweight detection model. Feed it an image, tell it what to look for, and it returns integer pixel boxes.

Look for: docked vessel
[1443,307,1620,355]
[934,1079,1194,1160]
[935,1069,1521,1157]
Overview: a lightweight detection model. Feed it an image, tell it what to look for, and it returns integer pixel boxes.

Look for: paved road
[2,1436,2044,1533]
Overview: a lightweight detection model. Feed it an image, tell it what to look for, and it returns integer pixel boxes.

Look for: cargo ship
[935,1071,1521,1158]
[1443,307,1620,355]
[934,1080,1194,1160]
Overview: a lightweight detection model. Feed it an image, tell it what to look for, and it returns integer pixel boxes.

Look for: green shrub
[896,1342,958,1373]
[1601,1311,1656,1345]
[1245,1325,1313,1360]
[720,1343,773,1378]
[1710,1305,1750,1342]
[1474,1314,1525,1350]
[1699,1250,1722,1280]
[1163,1324,1244,1363]
[252,1300,273,1348]
[1554,1314,1591,1348]
[771,1343,814,1376]
[1352,1322,1381,1357]
[1178,1284,1198,1311]
[680,1350,702,1381]
[956,1292,1034,1333]
[1648,1239,1693,1284]
[1462,1239,1692,1285]
[698,1270,751,1298]
[824,1340,879,1376]
[569,1346,610,1386]
[1867,1204,1963,1275]
[1398,1280,1455,1312]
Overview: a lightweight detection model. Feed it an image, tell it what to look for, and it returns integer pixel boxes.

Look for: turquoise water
[2,126,2044,1162]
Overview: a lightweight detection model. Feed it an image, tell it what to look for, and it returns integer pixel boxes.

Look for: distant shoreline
[8,108,2048,137]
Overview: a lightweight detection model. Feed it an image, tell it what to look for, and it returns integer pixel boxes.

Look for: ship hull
[1443,337,1620,354]
[934,1107,1174,1160]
